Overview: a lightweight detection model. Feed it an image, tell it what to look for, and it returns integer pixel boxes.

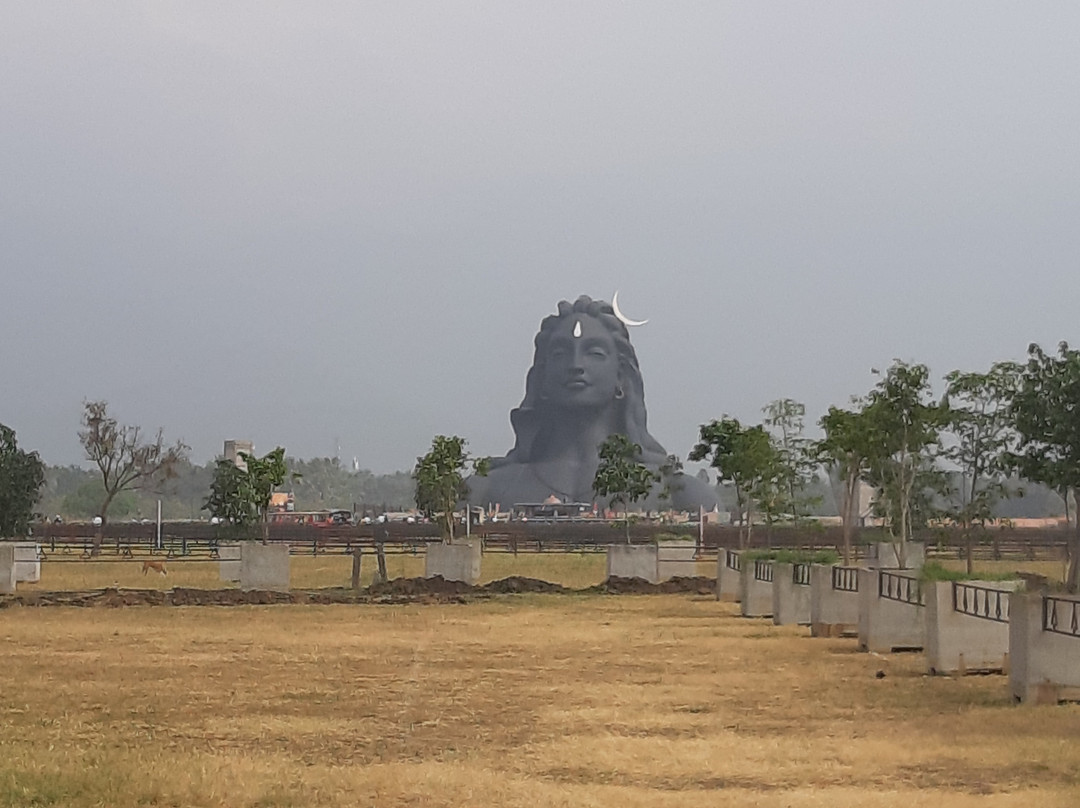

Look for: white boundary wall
[0,544,15,594]
[772,563,812,626]
[740,560,774,618]
[656,541,701,580]
[857,567,924,653]
[427,541,482,584]
[924,580,1019,675]
[219,543,241,582]
[864,542,925,570]
[13,542,40,583]
[716,549,742,602]
[239,542,291,591]
[810,564,859,637]
[1010,591,1080,704]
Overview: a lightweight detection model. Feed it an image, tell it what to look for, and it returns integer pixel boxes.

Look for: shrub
[742,548,839,565]
[919,561,1020,582]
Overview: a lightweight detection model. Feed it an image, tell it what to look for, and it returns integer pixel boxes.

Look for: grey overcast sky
[3,3,1080,473]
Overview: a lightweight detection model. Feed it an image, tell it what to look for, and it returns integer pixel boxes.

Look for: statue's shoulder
[466,461,527,499]
[465,461,548,508]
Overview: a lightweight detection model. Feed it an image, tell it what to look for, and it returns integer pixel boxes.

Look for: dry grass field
[3,554,1080,807]
[19,550,619,592]
[22,549,1068,593]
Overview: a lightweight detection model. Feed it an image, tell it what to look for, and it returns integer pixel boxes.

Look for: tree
[413,436,489,541]
[592,434,660,541]
[0,424,46,536]
[1010,342,1080,591]
[748,444,788,544]
[78,400,188,529]
[656,454,686,517]
[762,398,818,523]
[689,418,775,548]
[861,361,944,567]
[815,405,874,565]
[204,447,291,542]
[942,362,1021,573]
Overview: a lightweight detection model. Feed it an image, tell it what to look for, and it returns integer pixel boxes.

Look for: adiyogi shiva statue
[466,294,718,512]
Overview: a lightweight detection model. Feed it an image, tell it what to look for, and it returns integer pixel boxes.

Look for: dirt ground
[1,592,1078,807]
[0,574,714,609]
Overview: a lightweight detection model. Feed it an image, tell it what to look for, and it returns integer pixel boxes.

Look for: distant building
[224,440,254,470]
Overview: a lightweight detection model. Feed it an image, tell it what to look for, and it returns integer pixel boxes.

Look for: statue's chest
[527,459,597,503]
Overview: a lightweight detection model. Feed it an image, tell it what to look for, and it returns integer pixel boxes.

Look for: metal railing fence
[831,566,859,592]
[879,570,923,606]
[952,581,1010,623]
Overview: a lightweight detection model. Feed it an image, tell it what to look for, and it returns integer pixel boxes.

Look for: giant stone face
[465,295,718,513]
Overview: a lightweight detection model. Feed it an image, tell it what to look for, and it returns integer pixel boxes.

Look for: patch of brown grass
[23,549,626,592]
[2,594,1079,806]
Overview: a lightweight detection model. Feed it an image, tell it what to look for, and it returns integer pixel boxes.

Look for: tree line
[6,342,1080,589]
[1,400,416,530]
[35,454,416,523]
[680,347,1080,591]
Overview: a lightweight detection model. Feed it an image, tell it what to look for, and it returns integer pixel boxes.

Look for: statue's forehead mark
[573,320,582,338]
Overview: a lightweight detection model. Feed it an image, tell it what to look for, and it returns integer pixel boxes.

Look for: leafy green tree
[204,447,291,542]
[413,436,489,541]
[689,418,775,548]
[1010,342,1080,591]
[942,362,1021,573]
[748,440,788,543]
[815,405,874,565]
[862,361,945,566]
[0,424,46,536]
[78,400,188,528]
[592,434,660,541]
[762,398,819,523]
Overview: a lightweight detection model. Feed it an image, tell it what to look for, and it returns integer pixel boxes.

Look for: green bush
[742,548,839,565]
[654,532,691,543]
[919,561,1020,582]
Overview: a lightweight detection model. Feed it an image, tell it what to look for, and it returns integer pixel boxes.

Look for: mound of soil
[366,575,477,598]
[593,576,717,595]
[480,576,569,594]
[168,587,295,606]
[0,575,718,609]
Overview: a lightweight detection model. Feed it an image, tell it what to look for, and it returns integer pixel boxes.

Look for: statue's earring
[614,385,625,400]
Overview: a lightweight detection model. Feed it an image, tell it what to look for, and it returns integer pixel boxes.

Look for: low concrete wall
[218,543,241,582]
[656,541,701,580]
[239,542,291,591]
[773,563,812,626]
[740,559,774,618]
[810,564,859,637]
[857,567,925,653]
[427,541,482,584]
[1010,591,1080,704]
[0,544,15,594]
[13,542,40,583]
[716,549,742,602]
[925,580,1019,675]
[864,541,925,571]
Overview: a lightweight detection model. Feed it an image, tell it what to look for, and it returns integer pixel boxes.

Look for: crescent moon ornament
[611,291,649,327]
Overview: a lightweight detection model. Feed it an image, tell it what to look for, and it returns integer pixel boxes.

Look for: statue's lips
[564,380,589,389]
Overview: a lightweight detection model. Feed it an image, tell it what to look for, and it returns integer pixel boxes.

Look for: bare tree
[78,401,188,551]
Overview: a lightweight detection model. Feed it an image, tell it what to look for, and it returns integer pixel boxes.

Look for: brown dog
[142,559,167,576]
